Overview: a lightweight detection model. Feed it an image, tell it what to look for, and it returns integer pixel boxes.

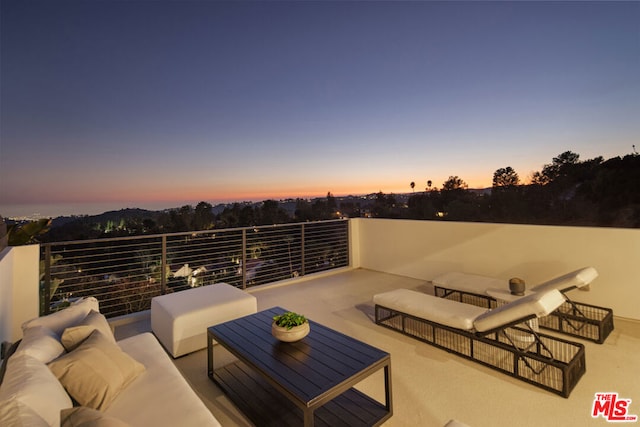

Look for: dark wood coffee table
[207,307,392,427]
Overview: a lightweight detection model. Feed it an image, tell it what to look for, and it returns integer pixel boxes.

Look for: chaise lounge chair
[373,288,586,397]
[431,267,613,344]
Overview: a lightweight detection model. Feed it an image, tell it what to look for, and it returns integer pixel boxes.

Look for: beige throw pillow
[61,310,115,352]
[48,330,145,411]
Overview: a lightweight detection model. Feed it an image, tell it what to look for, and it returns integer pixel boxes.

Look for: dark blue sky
[1,1,638,217]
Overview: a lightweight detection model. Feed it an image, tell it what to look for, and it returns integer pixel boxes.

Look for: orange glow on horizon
[44,176,497,207]
[8,172,497,210]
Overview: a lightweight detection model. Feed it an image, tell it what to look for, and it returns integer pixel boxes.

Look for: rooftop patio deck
[113,268,640,427]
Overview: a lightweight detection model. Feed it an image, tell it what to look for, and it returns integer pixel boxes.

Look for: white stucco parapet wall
[352,218,640,320]
[0,244,40,345]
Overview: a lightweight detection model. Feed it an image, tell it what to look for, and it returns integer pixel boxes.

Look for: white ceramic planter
[271,321,310,342]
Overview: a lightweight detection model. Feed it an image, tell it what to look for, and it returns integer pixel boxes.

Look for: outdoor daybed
[373,288,586,397]
[431,266,614,343]
[0,297,221,427]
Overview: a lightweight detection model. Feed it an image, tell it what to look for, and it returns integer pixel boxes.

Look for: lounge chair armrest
[473,289,565,333]
[530,267,598,293]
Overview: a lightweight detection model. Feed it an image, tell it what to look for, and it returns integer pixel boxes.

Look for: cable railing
[40,219,349,318]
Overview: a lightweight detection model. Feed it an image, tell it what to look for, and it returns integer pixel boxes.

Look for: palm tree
[410,182,415,192]
[426,180,432,192]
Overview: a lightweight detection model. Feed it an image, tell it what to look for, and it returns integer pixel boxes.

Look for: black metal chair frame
[433,285,614,344]
[375,304,586,398]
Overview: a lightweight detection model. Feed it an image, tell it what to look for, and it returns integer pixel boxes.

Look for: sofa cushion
[61,407,130,427]
[0,398,49,427]
[0,353,73,427]
[14,325,66,364]
[61,311,115,352]
[106,333,221,426]
[48,331,145,411]
[22,298,100,337]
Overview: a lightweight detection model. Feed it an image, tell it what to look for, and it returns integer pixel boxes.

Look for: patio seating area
[114,268,640,427]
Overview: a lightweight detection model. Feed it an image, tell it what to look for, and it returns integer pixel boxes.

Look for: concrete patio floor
[114,268,640,427]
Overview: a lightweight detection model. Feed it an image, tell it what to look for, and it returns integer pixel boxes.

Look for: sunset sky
[1,1,638,217]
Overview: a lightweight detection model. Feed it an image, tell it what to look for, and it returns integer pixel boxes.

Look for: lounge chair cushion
[530,266,598,293]
[373,289,488,331]
[473,289,565,333]
[433,267,598,297]
[432,272,505,294]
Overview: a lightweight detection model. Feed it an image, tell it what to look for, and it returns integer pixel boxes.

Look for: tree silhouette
[326,192,337,216]
[438,176,475,220]
[372,192,398,218]
[193,201,214,230]
[533,150,580,185]
[490,168,524,222]
[410,181,415,192]
[408,193,436,219]
[442,176,468,191]
[166,205,193,232]
[294,199,313,221]
[258,200,289,225]
[492,167,520,188]
[338,200,361,218]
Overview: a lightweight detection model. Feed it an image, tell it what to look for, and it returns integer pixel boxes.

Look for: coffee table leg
[304,408,314,427]
[384,362,393,412]
[207,330,214,380]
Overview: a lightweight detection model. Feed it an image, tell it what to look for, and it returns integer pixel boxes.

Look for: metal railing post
[242,228,247,289]
[43,244,51,315]
[161,235,167,295]
[301,223,305,277]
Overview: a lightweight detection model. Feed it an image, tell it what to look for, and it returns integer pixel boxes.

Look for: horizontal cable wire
[41,220,348,317]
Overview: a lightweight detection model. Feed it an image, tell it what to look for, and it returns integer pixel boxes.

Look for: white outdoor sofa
[0,297,221,427]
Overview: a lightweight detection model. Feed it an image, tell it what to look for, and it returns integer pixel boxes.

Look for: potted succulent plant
[272,311,310,342]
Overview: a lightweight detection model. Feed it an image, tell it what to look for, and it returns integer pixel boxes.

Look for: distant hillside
[51,208,160,227]
[45,208,164,242]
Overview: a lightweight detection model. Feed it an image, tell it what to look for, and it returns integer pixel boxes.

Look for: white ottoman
[151,283,257,357]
